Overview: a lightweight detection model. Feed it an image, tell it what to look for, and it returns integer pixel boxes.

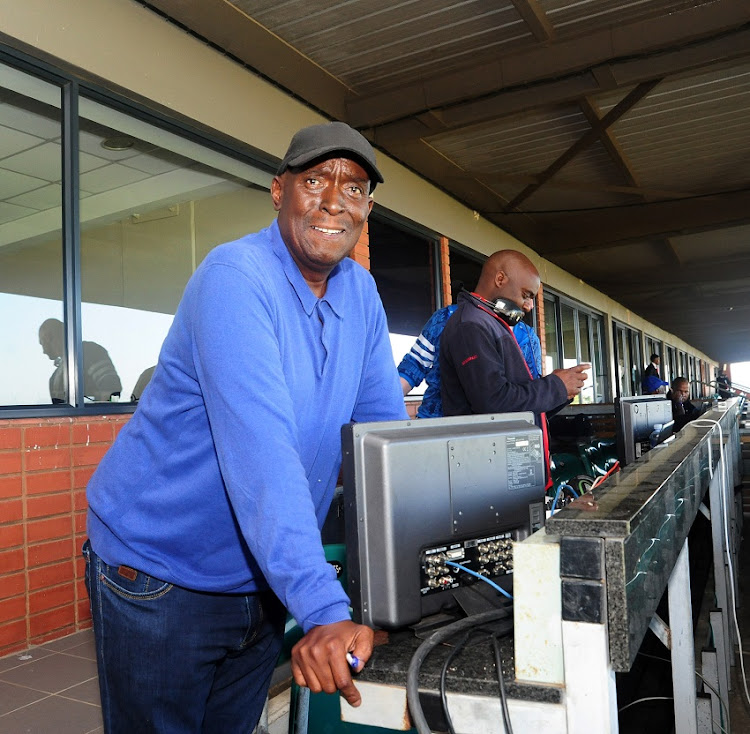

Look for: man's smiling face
[272,156,373,287]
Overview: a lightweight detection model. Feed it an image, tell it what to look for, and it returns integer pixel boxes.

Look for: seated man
[669,376,700,431]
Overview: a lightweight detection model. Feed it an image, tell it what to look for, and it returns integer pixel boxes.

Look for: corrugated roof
[232,0,533,92]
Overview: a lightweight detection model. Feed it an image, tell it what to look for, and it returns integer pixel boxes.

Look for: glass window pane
[576,311,593,403]
[543,295,559,374]
[667,346,677,384]
[368,216,436,390]
[0,65,64,406]
[591,315,607,402]
[630,331,641,394]
[448,245,483,302]
[615,325,631,397]
[78,97,274,403]
[578,312,591,363]
[561,304,576,367]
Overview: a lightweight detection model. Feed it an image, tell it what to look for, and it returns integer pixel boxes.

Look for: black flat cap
[277,121,384,191]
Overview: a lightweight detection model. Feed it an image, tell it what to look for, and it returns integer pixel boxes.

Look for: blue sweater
[87,220,407,633]
[397,305,457,418]
[398,305,542,417]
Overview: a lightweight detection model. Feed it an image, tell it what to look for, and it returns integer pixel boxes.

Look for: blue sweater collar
[270,219,345,319]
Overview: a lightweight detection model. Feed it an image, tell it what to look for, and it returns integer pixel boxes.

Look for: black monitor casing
[615,394,674,466]
[342,413,546,629]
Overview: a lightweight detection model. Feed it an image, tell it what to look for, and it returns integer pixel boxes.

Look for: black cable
[492,635,514,734]
[439,630,473,734]
[406,607,511,734]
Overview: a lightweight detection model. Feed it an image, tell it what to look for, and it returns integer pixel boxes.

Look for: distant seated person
[644,353,660,380]
[642,375,668,395]
[668,376,700,431]
[39,318,122,403]
[398,303,542,418]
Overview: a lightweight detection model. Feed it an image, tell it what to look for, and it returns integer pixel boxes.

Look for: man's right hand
[291,619,374,708]
[552,363,591,399]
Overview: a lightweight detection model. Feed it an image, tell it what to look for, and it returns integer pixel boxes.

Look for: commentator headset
[462,288,525,326]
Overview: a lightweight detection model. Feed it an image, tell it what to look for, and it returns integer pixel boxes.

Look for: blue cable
[444,560,513,600]
[550,482,579,514]
[561,483,579,498]
[549,484,563,514]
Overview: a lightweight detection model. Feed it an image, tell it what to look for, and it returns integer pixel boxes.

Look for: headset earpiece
[465,291,525,326]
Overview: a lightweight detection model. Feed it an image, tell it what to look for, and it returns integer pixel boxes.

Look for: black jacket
[439,292,567,419]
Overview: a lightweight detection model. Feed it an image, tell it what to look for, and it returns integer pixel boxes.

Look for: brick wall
[349,220,370,270]
[0,415,129,657]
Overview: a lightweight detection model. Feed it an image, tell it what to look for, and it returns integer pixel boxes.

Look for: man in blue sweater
[84,122,407,733]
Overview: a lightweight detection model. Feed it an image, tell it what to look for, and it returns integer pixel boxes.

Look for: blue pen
[346,652,360,669]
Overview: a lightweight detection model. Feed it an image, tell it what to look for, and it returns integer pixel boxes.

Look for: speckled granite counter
[546,403,739,670]
[357,623,562,704]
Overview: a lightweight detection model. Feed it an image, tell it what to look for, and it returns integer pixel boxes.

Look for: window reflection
[561,304,576,368]
[77,98,275,403]
[0,67,64,406]
[591,316,607,401]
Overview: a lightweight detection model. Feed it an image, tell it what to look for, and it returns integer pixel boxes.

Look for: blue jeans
[83,540,285,733]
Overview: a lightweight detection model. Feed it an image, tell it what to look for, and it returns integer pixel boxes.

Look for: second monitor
[615,394,675,467]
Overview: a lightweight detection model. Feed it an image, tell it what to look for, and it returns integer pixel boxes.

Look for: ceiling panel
[429,106,590,176]
[603,63,750,192]
[0,200,38,225]
[7,183,62,211]
[540,0,714,36]
[231,0,532,92]
[0,124,45,159]
[669,224,750,264]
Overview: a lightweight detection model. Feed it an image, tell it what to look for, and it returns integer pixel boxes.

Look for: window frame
[0,42,278,418]
[543,289,608,403]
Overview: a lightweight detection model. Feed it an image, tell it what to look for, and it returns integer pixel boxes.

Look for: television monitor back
[342,413,546,629]
[615,395,674,466]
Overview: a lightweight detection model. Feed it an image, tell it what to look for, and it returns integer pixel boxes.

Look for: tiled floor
[3,530,750,733]
[0,628,292,734]
[0,629,102,734]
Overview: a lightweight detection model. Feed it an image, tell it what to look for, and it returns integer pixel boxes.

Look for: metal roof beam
[509,0,555,43]
[349,2,750,130]
[504,80,659,211]
[141,0,351,119]
[536,189,750,254]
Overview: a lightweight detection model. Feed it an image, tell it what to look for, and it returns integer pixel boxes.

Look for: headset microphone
[465,290,525,326]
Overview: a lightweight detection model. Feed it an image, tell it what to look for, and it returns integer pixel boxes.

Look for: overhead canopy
[144,0,750,363]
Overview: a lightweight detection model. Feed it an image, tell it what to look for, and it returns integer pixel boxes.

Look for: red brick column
[440,236,452,305]
[349,220,370,270]
[536,286,547,375]
[0,415,130,656]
